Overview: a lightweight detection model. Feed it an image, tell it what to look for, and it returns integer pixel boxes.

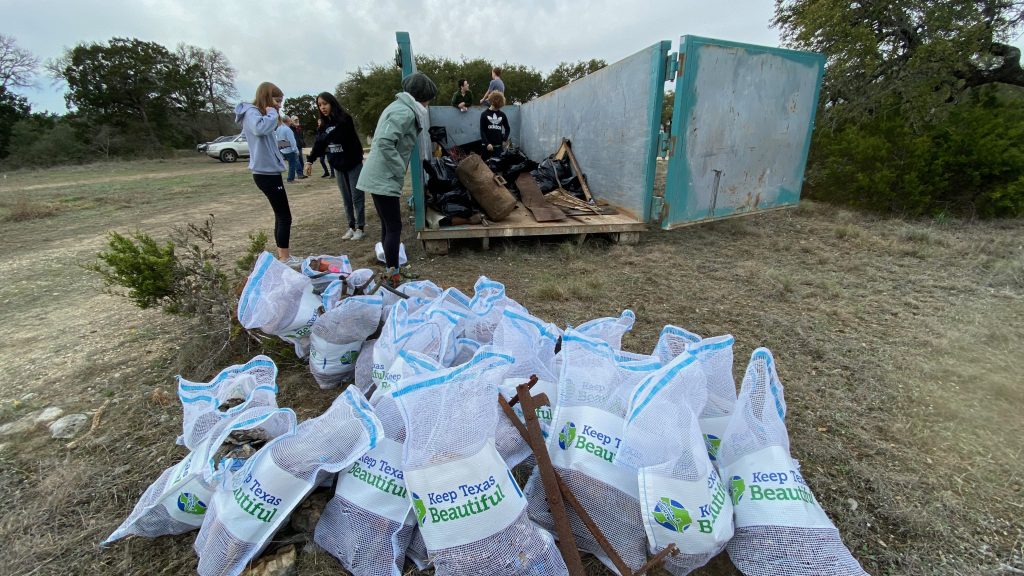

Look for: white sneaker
[351,229,365,241]
[341,228,355,240]
[281,255,303,268]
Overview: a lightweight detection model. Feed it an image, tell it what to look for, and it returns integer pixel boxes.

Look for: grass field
[0,156,1021,575]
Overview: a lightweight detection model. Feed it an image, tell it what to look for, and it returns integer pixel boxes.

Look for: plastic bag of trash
[103,407,296,544]
[491,309,562,466]
[617,351,734,574]
[425,156,460,194]
[575,309,636,350]
[320,269,378,310]
[719,349,868,576]
[525,329,660,574]
[238,251,321,357]
[689,335,737,463]
[176,356,280,450]
[194,387,382,576]
[301,254,353,294]
[353,339,377,395]
[462,277,528,346]
[375,242,408,266]
[652,325,702,363]
[370,299,461,398]
[309,294,384,389]
[394,347,568,576]
[315,393,416,576]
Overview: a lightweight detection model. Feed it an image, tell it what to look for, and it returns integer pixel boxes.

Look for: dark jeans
[253,174,291,249]
[283,152,300,181]
[320,155,334,176]
[337,164,364,230]
[371,193,402,269]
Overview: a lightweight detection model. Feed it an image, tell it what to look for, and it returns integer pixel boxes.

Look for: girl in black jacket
[305,92,366,240]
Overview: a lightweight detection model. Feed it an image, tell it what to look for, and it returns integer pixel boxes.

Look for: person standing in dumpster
[480,91,511,159]
[479,67,505,105]
[305,92,365,241]
[451,78,473,112]
[234,82,301,266]
[356,72,437,288]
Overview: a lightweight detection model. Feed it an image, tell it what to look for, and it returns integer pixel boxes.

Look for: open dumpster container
[396,32,824,253]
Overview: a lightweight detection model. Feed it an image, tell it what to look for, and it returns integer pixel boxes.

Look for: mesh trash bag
[194,387,382,576]
[462,277,528,346]
[321,269,379,310]
[353,339,378,396]
[526,329,661,574]
[651,325,702,363]
[309,294,383,389]
[394,347,568,576]
[617,351,734,574]
[238,251,321,357]
[315,393,416,576]
[379,280,444,322]
[177,356,279,450]
[492,309,562,467]
[301,254,353,294]
[103,407,296,544]
[574,309,636,350]
[690,335,737,464]
[370,299,461,399]
[719,349,868,576]
[451,337,481,366]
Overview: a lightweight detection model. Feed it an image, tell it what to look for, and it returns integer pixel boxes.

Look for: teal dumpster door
[662,36,824,230]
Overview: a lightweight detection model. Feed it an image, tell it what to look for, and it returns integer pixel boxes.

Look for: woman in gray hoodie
[234,82,301,267]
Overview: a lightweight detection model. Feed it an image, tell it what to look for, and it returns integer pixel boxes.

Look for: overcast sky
[4,0,783,113]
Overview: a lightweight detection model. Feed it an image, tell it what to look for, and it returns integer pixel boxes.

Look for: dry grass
[1,196,64,222]
[0,158,1022,575]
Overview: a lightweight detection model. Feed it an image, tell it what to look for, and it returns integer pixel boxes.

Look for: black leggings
[253,174,291,249]
[371,193,402,269]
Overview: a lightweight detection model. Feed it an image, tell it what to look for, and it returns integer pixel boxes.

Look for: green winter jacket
[356,92,422,197]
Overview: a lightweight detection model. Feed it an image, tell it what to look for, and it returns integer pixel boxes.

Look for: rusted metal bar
[515,383,585,576]
[506,374,538,408]
[633,543,679,575]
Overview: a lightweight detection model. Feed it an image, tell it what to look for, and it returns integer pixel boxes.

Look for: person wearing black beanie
[356,72,437,288]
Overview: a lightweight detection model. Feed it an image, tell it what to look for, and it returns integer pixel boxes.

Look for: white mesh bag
[491,309,562,466]
[526,329,661,574]
[451,337,481,366]
[194,387,382,576]
[309,294,383,389]
[237,251,321,357]
[320,268,379,310]
[102,407,296,544]
[719,348,868,576]
[462,277,528,346]
[394,347,568,576]
[574,309,636,350]
[301,254,353,294]
[370,299,461,399]
[651,324,702,363]
[689,335,737,464]
[617,351,734,574]
[176,356,279,450]
[353,339,378,395]
[315,393,417,576]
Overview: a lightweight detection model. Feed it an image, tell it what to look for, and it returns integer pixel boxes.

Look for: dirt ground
[0,156,1021,576]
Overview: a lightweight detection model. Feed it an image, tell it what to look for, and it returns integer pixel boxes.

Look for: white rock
[0,411,42,437]
[49,414,89,439]
[34,407,65,425]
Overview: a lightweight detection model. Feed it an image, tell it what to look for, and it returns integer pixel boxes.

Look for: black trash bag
[485,149,537,196]
[433,189,475,218]
[530,156,584,197]
[424,157,460,195]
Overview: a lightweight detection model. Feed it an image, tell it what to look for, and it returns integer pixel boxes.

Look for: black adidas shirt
[479,108,510,147]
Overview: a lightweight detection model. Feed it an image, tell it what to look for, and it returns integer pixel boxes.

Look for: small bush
[3,197,63,222]
[87,230,177,309]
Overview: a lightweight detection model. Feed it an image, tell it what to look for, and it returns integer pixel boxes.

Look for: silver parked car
[206,134,249,163]
[196,135,233,154]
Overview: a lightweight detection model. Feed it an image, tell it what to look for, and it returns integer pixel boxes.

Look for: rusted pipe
[506,374,539,408]
[633,543,679,575]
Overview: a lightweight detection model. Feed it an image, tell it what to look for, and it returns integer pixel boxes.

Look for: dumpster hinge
[663,51,679,83]
[650,196,665,221]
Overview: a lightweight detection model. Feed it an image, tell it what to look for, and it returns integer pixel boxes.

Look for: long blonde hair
[253,82,284,114]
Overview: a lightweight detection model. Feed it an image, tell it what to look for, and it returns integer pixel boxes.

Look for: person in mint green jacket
[356,72,437,288]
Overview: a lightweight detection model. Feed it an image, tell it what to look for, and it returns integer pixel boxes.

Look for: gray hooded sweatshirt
[234,102,286,175]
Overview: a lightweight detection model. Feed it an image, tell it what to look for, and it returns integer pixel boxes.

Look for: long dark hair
[316,92,351,130]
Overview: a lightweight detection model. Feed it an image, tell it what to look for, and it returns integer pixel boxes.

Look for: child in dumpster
[356,72,438,288]
[480,91,510,160]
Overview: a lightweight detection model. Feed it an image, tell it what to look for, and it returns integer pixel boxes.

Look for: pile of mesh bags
[105,264,872,576]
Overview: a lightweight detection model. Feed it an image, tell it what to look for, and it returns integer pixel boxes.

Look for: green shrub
[88,231,178,309]
[807,89,1024,218]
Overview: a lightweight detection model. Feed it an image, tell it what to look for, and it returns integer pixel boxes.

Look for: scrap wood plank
[554,139,593,203]
[517,173,567,222]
